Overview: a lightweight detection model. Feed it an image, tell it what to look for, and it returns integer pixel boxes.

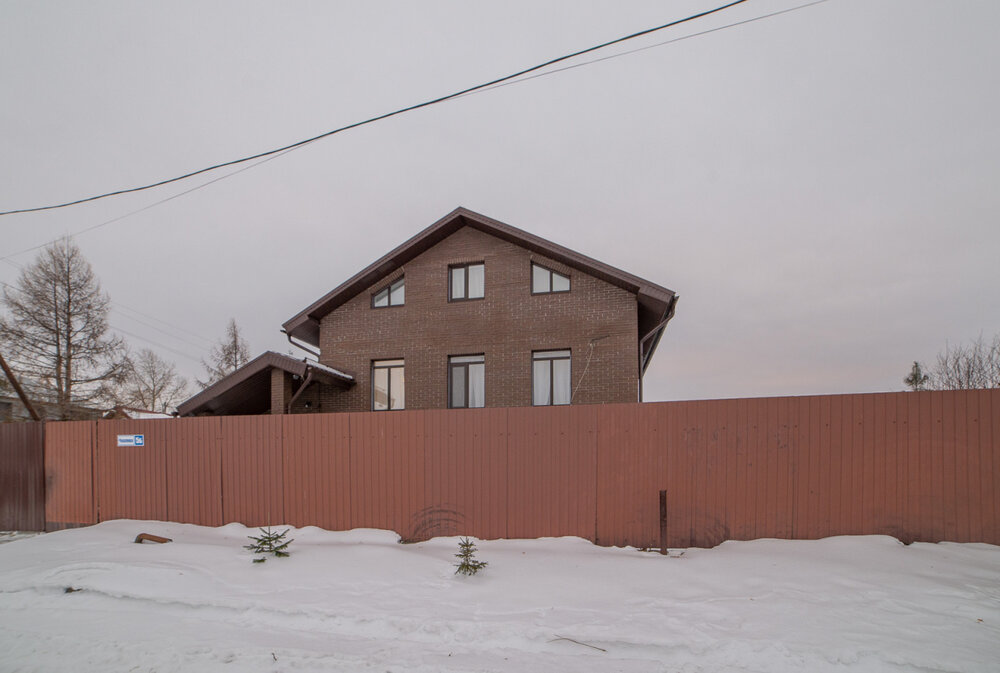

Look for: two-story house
[177,208,677,416]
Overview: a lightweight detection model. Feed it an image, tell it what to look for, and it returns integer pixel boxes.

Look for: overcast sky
[2,0,998,403]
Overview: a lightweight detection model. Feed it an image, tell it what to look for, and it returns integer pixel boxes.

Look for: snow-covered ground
[0,521,997,672]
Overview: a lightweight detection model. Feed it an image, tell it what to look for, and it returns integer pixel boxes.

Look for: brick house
[178,208,677,416]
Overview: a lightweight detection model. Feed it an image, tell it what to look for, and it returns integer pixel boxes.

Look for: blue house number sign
[117,434,145,447]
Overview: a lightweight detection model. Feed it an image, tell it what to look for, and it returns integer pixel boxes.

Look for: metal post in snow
[659,489,668,555]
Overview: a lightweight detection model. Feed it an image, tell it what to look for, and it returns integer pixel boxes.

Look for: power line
[109,324,204,364]
[111,303,214,345]
[0,147,295,263]
[0,277,206,363]
[110,308,212,351]
[1,248,214,346]
[462,0,832,99]
[0,0,749,217]
[0,1,830,262]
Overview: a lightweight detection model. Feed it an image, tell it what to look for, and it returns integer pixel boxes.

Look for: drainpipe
[283,330,320,359]
[286,369,315,414]
[638,293,679,401]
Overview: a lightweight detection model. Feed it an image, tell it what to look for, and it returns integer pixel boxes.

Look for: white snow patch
[0,521,997,672]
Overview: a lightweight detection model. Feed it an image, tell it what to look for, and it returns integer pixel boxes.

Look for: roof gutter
[640,293,679,375]
[283,329,320,359]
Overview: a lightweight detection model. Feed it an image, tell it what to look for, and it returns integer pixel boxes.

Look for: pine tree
[198,318,251,388]
[454,537,488,575]
[904,361,929,391]
[244,527,293,563]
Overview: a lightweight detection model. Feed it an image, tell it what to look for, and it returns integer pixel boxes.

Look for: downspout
[286,369,315,414]
[283,329,321,359]
[638,293,679,401]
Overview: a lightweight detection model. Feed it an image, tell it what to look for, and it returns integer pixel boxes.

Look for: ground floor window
[372,359,404,410]
[449,354,485,408]
[533,350,571,405]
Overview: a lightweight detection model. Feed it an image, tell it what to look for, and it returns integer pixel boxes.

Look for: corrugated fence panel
[283,413,351,530]
[43,420,95,529]
[350,410,426,539]
[420,408,508,541]
[221,414,284,527]
[166,417,222,526]
[595,402,668,548]
[0,422,44,531]
[507,405,597,540]
[95,419,167,521]
[34,389,1000,546]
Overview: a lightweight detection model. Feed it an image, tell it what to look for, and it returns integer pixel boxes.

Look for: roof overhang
[282,207,678,354]
[177,351,354,417]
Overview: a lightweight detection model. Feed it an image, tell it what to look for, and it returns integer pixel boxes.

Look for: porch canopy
[177,351,353,417]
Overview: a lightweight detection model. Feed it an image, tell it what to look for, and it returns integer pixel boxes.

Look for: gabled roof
[282,208,678,363]
[177,351,354,417]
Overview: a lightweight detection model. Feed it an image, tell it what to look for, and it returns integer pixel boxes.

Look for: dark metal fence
[0,422,44,530]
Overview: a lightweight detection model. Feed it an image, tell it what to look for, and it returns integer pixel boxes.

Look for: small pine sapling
[244,527,293,563]
[454,536,488,575]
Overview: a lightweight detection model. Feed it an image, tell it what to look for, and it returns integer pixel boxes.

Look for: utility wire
[110,308,213,352]
[111,303,214,345]
[0,147,295,262]
[0,0,748,217]
[460,0,831,99]
[0,0,829,261]
[1,246,215,347]
[0,277,205,363]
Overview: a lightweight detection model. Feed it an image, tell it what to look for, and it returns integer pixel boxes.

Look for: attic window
[531,263,570,294]
[372,277,404,308]
[449,263,484,301]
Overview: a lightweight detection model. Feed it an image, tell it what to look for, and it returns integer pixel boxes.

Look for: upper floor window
[372,277,404,308]
[372,359,405,410]
[531,263,570,294]
[533,350,571,406]
[449,354,485,408]
[449,263,484,301]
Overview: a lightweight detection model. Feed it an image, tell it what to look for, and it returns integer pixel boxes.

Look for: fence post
[659,489,668,554]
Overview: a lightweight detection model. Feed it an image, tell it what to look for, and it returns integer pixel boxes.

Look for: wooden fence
[34,389,1000,547]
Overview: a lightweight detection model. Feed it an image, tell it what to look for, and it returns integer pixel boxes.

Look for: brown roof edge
[176,351,354,416]
[282,207,677,346]
[642,293,679,375]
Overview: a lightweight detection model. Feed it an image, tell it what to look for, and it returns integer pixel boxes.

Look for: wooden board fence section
[0,422,44,531]
[36,389,1000,547]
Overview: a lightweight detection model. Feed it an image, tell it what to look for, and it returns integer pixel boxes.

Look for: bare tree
[120,348,190,412]
[0,238,127,418]
[929,333,1000,390]
[198,318,251,388]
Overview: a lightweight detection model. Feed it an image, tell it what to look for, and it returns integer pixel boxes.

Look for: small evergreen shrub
[244,527,293,563]
[454,537,488,575]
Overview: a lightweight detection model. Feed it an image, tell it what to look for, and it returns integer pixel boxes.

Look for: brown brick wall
[270,369,292,414]
[312,226,639,413]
